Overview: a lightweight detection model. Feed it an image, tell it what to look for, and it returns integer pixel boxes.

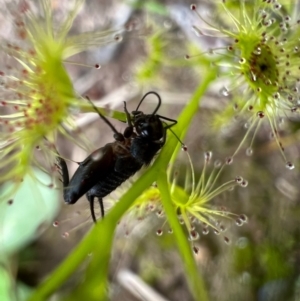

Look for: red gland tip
[257,111,265,118]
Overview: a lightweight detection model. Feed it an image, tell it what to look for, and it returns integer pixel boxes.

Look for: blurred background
[12,0,300,300]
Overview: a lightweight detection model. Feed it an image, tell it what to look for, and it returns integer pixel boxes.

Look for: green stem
[157,172,209,301]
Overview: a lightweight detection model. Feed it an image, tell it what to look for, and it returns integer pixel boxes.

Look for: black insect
[57,92,178,223]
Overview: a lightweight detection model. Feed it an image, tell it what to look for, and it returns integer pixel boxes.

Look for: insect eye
[135,118,145,127]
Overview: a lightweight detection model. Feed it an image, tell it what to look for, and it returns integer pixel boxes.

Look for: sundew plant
[1,1,300,301]
[189,0,300,167]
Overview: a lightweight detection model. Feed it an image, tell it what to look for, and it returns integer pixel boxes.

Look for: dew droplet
[226,157,233,165]
[156,229,163,236]
[240,180,248,187]
[244,122,250,129]
[214,160,222,168]
[257,111,265,118]
[264,19,273,27]
[114,34,123,42]
[214,229,220,235]
[168,228,173,234]
[273,3,282,10]
[220,206,228,215]
[285,15,291,21]
[235,218,243,226]
[224,236,231,244]
[227,45,234,51]
[220,225,226,232]
[204,151,212,161]
[53,221,59,227]
[182,145,188,151]
[189,230,200,241]
[149,204,156,211]
[62,232,69,238]
[239,214,248,223]
[202,228,209,235]
[220,86,229,96]
[253,47,261,55]
[239,58,246,64]
[246,148,253,156]
[193,246,200,254]
[235,176,243,183]
[190,4,197,10]
[285,161,295,170]
[94,64,101,69]
[156,210,164,218]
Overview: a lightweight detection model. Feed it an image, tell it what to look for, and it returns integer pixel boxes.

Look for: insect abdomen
[87,157,142,199]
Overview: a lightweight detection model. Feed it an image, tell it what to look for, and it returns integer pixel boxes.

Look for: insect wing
[64,143,115,204]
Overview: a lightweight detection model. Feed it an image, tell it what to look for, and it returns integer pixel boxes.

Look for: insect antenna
[169,128,185,146]
[85,96,121,138]
[135,91,162,115]
[166,126,185,147]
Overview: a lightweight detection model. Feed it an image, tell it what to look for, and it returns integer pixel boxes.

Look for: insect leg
[88,195,97,223]
[85,96,124,142]
[56,157,70,189]
[156,114,178,129]
[87,193,105,223]
[158,116,185,146]
[98,198,105,219]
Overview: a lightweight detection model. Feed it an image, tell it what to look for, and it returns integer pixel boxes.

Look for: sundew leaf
[0,264,34,301]
[0,168,60,258]
[0,264,13,301]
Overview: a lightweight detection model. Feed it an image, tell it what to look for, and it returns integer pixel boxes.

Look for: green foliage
[27,66,216,301]
[2,1,300,301]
